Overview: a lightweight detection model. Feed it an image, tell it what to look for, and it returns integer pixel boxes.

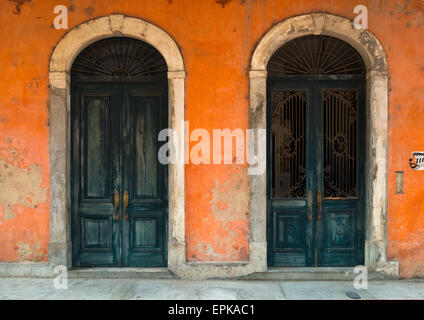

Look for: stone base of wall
[0,263,53,278]
[0,262,399,280]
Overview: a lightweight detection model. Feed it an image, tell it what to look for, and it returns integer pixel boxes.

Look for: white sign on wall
[409,152,424,170]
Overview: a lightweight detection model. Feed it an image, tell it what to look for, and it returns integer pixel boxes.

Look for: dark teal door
[71,82,168,267]
[267,77,365,267]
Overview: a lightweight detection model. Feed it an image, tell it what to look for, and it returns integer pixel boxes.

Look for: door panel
[85,98,108,197]
[267,83,314,267]
[320,205,358,266]
[267,78,364,267]
[127,213,165,266]
[72,85,121,267]
[273,210,307,266]
[317,81,365,266]
[122,85,168,267]
[72,82,168,268]
[131,93,160,198]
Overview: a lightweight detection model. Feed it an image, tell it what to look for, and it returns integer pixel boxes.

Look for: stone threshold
[68,268,176,279]
[236,267,396,281]
[0,263,176,279]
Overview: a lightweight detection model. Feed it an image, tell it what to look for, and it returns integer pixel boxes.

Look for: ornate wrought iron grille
[323,89,358,198]
[71,37,167,80]
[267,35,365,76]
[272,90,306,198]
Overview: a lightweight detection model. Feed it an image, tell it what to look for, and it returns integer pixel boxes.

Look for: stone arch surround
[248,13,398,276]
[48,15,186,272]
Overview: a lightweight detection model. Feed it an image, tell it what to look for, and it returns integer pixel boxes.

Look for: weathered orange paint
[0,0,423,277]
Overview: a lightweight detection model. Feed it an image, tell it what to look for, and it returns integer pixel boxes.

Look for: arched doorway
[266,35,366,267]
[70,37,169,267]
[249,13,398,276]
[48,15,186,272]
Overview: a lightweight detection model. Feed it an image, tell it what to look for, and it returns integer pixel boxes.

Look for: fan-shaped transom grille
[71,37,168,80]
[267,35,365,76]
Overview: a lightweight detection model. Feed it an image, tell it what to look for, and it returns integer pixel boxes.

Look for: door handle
[123,190,129,221]
[114,190,120,221]
[307,190,313,222]
[317,190,323,220]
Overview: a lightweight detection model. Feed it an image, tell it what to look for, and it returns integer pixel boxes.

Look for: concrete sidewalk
[0,278,423,300]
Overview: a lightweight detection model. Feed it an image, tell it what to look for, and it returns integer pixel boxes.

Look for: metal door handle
[114,190,120,221]
[317,190,322,220]
[123,190,129,221]
[307,190,313,222]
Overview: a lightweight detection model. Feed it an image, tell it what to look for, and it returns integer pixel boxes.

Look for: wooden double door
[71,81,168,267]
[267,77,365,267]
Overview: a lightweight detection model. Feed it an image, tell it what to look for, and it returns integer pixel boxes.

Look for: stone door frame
[248,13,398,275]
[48,15,186,270]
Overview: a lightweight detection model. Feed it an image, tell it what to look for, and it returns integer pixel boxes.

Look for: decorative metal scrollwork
[267,35,366,76]
[323,89,358,198]
[71,37,167,80]
[272,90,306,198]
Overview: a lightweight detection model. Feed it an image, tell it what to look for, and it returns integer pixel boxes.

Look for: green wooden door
[71,82,168,267]
[267,77,365,267]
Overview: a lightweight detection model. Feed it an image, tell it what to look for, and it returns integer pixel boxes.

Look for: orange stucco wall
[0,0,422,278]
